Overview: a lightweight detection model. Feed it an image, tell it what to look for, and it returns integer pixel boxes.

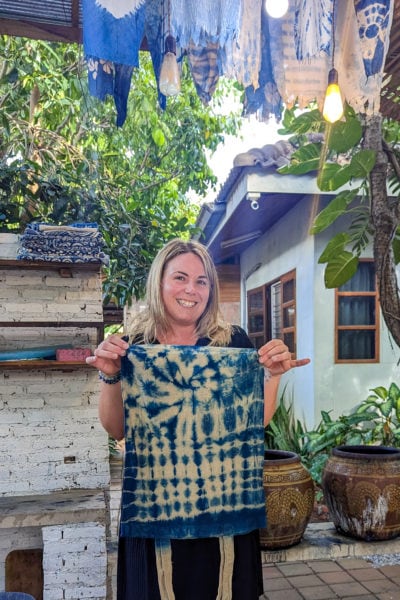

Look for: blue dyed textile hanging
[244,9,283,121]
[120,344,266,540]
[294,0,333,60]
[82,0,146,125]
[354,0,393,76]
[171,0,242,47]
[82,0,145,65]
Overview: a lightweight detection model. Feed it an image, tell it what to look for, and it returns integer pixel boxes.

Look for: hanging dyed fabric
[354,0,393,77]
[120,344,266,598]
[294,0,333,60]
[170,0,242,102]
[222,0,262,90]
[244,6,283,121]
[82,0,146,125]
[171,0,242,47]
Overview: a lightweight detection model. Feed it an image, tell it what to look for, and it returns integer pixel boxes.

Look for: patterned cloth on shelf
[120,344,265,600]
[17,222,108,264]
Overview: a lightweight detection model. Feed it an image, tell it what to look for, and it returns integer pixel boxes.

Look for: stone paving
[259,523,400,600]
[260,558,400,599]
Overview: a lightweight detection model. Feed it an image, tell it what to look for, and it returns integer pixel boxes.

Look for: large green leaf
[324,252,359,288]
[348,149,376,178]
[317,162,354,191]
[318,233,350,263]
[327,117,363,154]
[278,143,322,175]
[311,189,359,233]
[278,108,323,135]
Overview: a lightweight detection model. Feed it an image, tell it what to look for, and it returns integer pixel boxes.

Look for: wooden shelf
[0,360,95,371]
[0,259,103,274]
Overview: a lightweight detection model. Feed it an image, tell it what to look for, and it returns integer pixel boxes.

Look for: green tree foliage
[0,35,241,305]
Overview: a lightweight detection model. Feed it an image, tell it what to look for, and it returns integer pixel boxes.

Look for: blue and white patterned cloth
[120,344,266,540]
[354,0,392,76]
[82,0,394,124]
[17,222,108,264]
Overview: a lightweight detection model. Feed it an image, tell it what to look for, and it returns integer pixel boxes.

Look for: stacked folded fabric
[17,222,108,264]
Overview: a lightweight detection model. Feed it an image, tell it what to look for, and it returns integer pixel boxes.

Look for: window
[247,270,296,354]
[335,260,379,362]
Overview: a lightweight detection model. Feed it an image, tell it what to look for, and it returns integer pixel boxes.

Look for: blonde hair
[128,239,232,346]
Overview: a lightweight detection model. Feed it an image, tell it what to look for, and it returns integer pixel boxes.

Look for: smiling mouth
[177,299,196,308]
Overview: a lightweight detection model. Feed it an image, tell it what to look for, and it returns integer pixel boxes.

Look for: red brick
[56,347,92,361]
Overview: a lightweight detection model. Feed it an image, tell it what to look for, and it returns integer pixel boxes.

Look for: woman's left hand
[258,339,310,377]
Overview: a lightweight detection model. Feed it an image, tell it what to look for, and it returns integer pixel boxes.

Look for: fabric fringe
[216,536,234,600]
[155,539,175,600]
[171,0,242,47]
[154,536,235,600]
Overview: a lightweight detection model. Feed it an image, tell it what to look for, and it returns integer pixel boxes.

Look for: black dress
[117,326,264,600]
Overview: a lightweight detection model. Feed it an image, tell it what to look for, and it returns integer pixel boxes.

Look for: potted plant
[320,383,400,540]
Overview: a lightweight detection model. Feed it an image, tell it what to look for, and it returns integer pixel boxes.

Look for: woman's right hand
[85,334,129,376]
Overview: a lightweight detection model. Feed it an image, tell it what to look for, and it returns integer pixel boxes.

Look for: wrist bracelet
[263,367,271,382]
[98,370,122,384]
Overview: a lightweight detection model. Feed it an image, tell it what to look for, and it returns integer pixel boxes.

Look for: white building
[195,144,400,428]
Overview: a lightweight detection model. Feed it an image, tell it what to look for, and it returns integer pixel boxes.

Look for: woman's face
[161,252,211,329]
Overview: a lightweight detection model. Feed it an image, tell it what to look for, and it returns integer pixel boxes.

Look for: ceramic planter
[322,444,400,541]
[259,449,314,549]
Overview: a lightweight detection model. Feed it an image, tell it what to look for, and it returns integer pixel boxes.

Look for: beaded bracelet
[98,370,122,384]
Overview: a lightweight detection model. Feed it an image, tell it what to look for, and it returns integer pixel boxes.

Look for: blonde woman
[87,238,309,600]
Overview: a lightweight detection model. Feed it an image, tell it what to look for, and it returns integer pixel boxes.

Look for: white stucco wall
[241,195,315,429]
[240,195,400,429]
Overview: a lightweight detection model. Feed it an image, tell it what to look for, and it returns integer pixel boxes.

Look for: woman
[86,238,309,600]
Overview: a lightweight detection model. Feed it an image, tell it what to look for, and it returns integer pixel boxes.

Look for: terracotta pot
[259,450,314,549]
[322,445,400,541]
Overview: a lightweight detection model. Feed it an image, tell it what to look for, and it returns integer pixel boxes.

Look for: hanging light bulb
[265,0,289,18]
[322,68,343,123]
[159,34,181,96]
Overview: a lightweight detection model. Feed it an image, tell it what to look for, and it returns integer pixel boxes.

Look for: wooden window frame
[335,259,380,363]
[247,270,296,356]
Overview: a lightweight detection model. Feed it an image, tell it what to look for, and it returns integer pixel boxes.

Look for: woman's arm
[263,375,281,426]
[258,339,310,425]
[86,334,129,440]
[98,381,125,441]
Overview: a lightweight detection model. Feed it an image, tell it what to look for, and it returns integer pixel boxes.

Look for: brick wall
[0,262,109,599]
[0,369,109,495]
[43,523,107,600]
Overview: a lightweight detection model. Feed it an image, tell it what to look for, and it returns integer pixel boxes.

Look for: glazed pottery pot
[259,450,314,549]
[322,445,400,541]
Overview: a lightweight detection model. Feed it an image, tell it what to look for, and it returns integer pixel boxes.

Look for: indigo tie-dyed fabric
[17,223,107,264]
[82,0,145,125]
[120,344,266,540]
[354,0,392,76]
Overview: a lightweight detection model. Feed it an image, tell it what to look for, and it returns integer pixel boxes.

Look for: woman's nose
[184,280,195,293]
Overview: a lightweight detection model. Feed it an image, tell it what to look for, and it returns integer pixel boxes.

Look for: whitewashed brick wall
[0,267,103,323]
[0,264,109,497]
[0,368,109,496]
[0,263,109,599]
[42,523,107,600]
